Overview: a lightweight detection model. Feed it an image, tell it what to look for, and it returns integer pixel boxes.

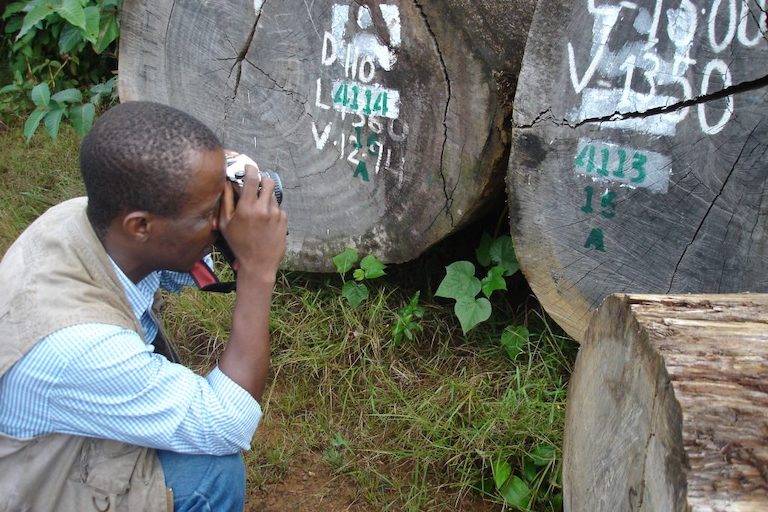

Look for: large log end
[564,293,768,511]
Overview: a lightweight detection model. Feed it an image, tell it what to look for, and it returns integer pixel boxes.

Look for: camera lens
[260,170,283,205]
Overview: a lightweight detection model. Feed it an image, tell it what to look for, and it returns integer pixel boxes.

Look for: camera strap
[191,238,238,293]
[190,259,237,293]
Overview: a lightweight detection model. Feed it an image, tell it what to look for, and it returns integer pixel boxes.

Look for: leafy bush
[1,0,121,138]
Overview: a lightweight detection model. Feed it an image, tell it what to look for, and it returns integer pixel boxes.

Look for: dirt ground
[246,449,501,512]
[247,450,374,512]
[242,387,503,512]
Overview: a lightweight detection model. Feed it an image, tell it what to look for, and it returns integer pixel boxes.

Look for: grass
[0,124,84,247]
[0,120,578,511]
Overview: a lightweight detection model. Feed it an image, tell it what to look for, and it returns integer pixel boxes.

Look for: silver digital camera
[225,154,283,205]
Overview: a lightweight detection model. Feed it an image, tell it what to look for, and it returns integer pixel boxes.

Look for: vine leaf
[333,247,359,274]
[342,281,368,308]
[359,254,386,279]
[489,236,520,276]
[481,265,507,298]
[436,261,480,300]
[455,296,491,334]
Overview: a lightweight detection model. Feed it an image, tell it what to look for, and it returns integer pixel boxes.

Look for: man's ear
[121,211,153,242]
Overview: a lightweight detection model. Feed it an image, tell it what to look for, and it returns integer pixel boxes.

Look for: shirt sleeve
[43,323,261,455]
[159,255,214,292]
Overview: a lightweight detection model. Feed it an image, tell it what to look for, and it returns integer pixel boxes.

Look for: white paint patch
[566,0,764,137]
[330,80,400,119]
[253,0,263,17]
[328,4,401,73]
[573,138,671,193]
[576,88,679,136]
[357,6,372,29]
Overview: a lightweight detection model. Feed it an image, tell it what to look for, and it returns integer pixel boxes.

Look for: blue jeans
[157,450,246,512]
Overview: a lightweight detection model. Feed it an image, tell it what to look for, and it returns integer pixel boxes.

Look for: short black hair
[80,101,222,237]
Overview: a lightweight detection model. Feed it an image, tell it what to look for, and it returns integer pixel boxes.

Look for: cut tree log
[118,0,535,271]
[564,293,768,512]
[506,0,768,342]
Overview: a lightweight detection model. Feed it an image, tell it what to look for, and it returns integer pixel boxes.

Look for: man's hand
[218,164,288,280]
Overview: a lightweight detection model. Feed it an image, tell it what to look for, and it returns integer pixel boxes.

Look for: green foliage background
[1,0,121,138]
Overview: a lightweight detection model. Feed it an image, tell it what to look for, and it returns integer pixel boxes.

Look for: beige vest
[0,198,169,512]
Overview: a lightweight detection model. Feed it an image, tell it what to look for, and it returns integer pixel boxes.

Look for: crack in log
[748,0,768,43]
[576,74,768,128]
[517,108,554,129]
[165,2,176,51]
[217,4,264,133]
[230,8,262,99]
[518,74,768,130]
[666,121,761,293]
[242,58,308,105]
[413,0,454,226]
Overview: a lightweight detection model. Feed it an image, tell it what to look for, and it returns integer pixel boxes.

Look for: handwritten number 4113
[575,144,647,185]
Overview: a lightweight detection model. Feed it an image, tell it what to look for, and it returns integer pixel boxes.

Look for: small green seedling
[332,248,386,308]
[392,291,424,346]
[322,432,351,468]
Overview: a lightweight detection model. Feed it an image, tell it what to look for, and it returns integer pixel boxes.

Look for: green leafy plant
[391,290,424,346]
[1,0,121,137]
[490,443,562,511]
[492,458,532,510]
[435,233,520,334]
[500,325,529,361]
[332,247,386,308]
[322,432,351,469]
[23,81,95,140]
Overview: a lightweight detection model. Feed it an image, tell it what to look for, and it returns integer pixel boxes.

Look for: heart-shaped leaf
[481,265,507,298]
[360,254,386,279]
[436,261,480,300]
[500,325,529,361]
[489,236,520,276]
[455,296,491,334]
[342,281,368,308]
[332,248,359,274]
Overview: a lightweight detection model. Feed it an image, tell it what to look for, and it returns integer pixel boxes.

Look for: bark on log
[118,0,535,271]
[506,0,768,342]
[564,293,768,512]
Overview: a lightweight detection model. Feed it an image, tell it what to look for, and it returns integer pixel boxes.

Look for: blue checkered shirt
[0,260,262,455]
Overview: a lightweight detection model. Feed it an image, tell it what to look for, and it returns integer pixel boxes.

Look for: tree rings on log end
[118,0,533,271]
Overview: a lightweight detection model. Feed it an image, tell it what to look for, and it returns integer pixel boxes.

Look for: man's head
[80,101,227,279]
[80,101,222,238]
